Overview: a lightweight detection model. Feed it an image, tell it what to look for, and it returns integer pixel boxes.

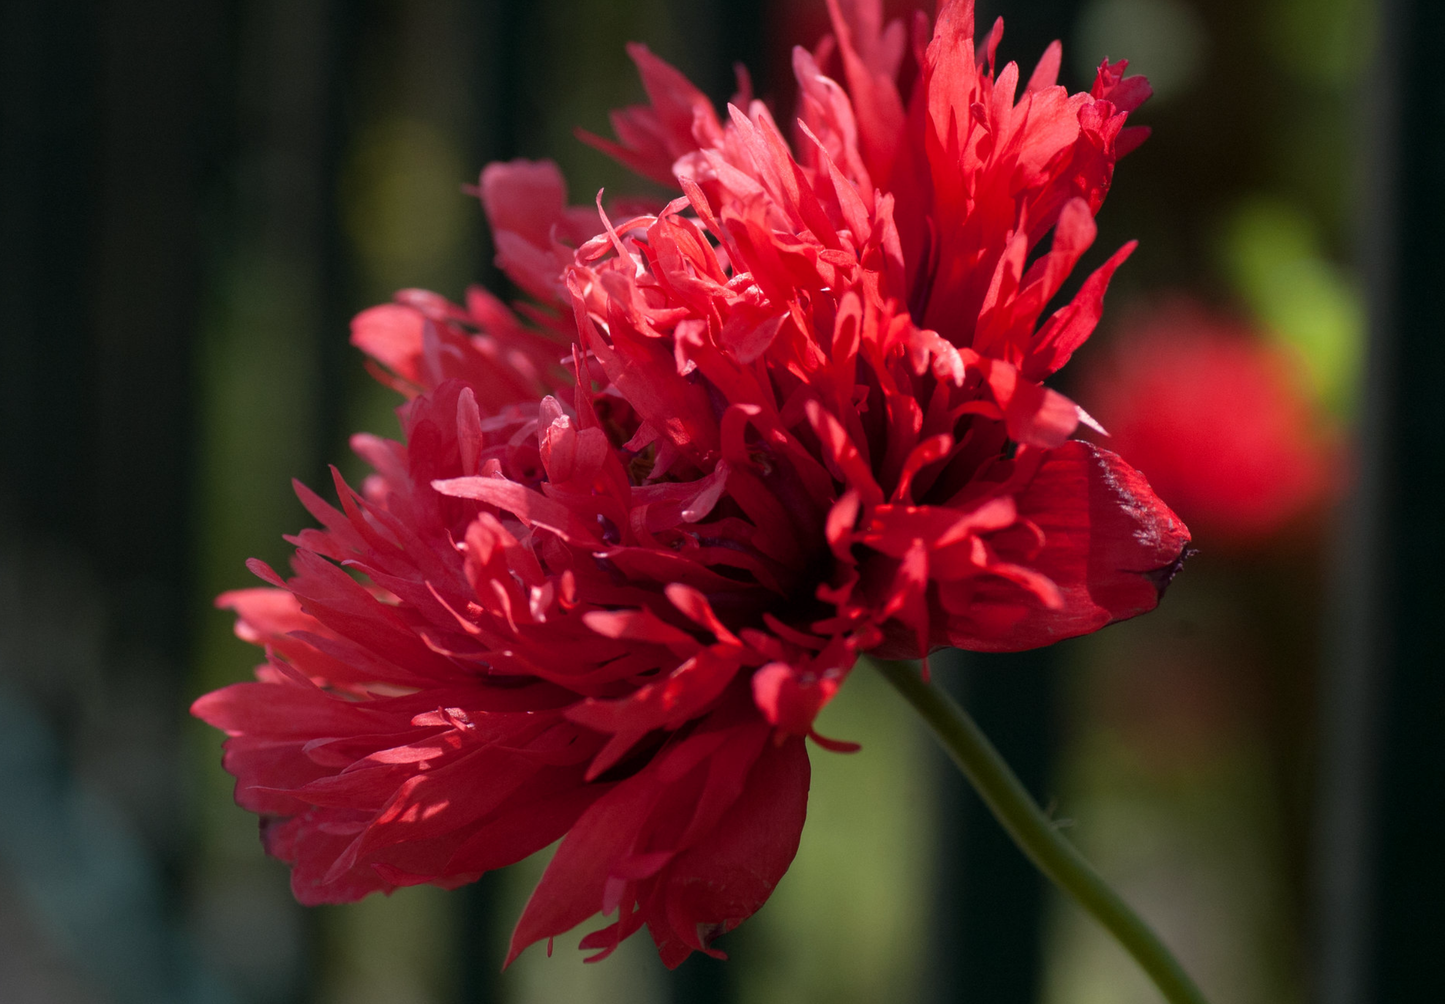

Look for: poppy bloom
[194,0,1189,969]
[1080,301,1338,546]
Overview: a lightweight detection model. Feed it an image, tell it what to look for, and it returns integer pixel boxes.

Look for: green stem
[871,657,1210,1004]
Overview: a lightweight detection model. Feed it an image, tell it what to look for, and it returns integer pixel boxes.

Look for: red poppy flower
[193,0,1188,969]
[1080,300,1339,546]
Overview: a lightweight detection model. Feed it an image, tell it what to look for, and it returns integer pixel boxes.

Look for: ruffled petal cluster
[194,0,1189,968]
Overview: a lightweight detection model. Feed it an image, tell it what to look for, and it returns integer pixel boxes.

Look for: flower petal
[942,440,1190,650]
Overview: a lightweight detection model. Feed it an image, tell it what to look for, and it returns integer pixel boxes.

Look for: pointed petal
[945,441,1191,650]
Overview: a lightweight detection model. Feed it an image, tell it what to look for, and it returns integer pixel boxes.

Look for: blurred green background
[0,0,1411,1002]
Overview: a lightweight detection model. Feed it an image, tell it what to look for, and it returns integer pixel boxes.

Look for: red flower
[193,0,1188,969]
[1080,301,1339,545]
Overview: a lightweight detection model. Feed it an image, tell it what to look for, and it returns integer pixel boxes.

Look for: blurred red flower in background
[194,0,1189,968]
[1080,301,1339,547]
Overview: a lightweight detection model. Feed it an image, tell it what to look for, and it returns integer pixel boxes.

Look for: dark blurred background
[4,0,1439,1002]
